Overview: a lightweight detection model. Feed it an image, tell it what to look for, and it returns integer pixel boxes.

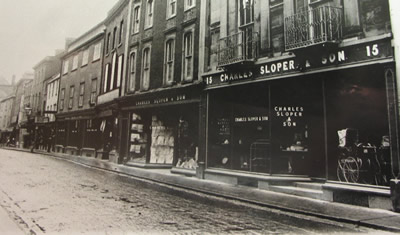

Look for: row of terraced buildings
[3,0,400,212]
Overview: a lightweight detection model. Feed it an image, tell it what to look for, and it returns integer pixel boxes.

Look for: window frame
[132,5,141,34]
[68,86,75,109]
[93,42,102,62]
[167,0,177,19]
[103,63,110,93]
[128,49,137,92]
[182,30,194,82]
[145,0,154,29]
[119,20,124,46]
[269,0,285,55]
[62,60,69,75]
[106,33,111,55]
[78,82,85,108]
[239,0,255,26]
[141,46,151,90]
[82,49,89,67]
[164,38,175,85]
[112,27,117,49]
[184,0,195,11]
[59,88,65,111]
[110,53,117,91]
[117,54,124,88]
[90,78,97,105]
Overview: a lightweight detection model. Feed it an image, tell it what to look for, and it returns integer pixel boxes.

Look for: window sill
[92,58,101,63]
[167,15,176,20]
[184,6,195,12]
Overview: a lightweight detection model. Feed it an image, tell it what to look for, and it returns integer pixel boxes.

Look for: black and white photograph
[1,0,400,234]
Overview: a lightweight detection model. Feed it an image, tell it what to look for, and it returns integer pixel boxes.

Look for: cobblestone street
[0,149,390,234]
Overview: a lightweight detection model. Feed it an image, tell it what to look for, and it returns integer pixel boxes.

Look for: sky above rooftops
[0,0,119,83]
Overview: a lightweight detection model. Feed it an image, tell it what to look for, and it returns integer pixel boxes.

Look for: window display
[325,66,390,185]
[208,84,270,173]
[150,115,174,164]
[270,77,324,176]
[175,116,198,169]
[128,113,148,163]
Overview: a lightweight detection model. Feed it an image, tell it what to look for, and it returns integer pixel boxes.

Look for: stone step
[294,182,323,190]
[268,185,329,201]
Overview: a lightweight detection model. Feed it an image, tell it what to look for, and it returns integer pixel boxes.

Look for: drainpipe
[389,0,400,212]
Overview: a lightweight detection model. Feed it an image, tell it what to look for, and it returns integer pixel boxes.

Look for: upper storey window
[167,0,177,18]
[184,0,195,11]
[132,5,141,34]
[239,0,254,26]
[145,0,154,29]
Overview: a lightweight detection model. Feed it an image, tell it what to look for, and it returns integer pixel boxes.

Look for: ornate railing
[217,28,258,67]
[285,6,342,50]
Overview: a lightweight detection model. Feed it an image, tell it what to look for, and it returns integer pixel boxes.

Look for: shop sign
[260,59,296,75]
[234,116,269,123]
[274,106,304,127]
[134,94,188,107]
[204,39,392,88]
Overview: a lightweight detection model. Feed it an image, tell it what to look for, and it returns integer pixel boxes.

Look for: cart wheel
[337,159,346,182]
[342,157,360,183]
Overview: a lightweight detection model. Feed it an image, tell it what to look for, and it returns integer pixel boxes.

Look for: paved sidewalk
[5,147,400,232]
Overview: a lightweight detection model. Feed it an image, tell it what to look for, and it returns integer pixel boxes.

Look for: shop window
[68,86,75,109]
[78,82,85,108]
[132,5,141,34]
[239,0,254,26]
[141,47,151,90]
[183,31,193,81]
[208,84,270,172]
[128,113,147,163]
[167,0,176,18]
[164,38,175,85]
[270,77,325,176]
[270,0,284,55]
[145,0,154,29]
[325,67,390,185]
[90,78,97,105]
[129,50,137,92]
[59,88,65,111]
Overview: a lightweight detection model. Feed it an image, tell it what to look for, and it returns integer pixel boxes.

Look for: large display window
[270,77,325,176]
[127,105,199,169]
[325,66,391,186]
[208,83,270,173]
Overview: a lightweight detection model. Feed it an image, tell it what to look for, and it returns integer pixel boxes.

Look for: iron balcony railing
[217,29,259,67]
[285,6,342,51]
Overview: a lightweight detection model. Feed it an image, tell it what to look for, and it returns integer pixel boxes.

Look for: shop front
[56,109,100,157]
[207,75,325,177]
[204,37,397,187]
[119,85,202,171]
